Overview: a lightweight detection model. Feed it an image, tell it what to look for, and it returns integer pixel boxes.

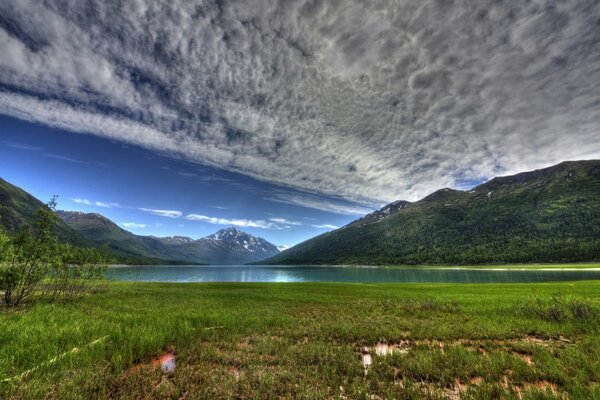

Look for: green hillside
[55,211,187,264]
[0,177,88,246]
[59,211,279,264]
[264,160,600,265]
[0,179,181,264]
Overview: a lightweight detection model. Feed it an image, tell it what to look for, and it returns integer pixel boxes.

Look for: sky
[1,1,600,245]
[0,115,366,247]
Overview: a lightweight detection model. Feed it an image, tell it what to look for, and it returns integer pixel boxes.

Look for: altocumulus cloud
[72,198,119,208]
[185,214,276,229]
[121,222,147,229]
[139,208,183,218]
[1,1,600,202]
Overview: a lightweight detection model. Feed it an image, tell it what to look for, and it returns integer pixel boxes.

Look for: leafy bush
[0,197,108,308]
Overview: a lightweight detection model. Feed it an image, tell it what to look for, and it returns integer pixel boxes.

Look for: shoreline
[107,263,600,271]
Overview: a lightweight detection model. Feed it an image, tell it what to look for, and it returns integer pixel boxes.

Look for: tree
[0,197,107,308]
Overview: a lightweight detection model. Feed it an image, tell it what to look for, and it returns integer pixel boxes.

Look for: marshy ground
[2,281,600,399]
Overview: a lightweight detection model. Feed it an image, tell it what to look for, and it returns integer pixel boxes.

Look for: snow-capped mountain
[203,227,280,257]
[55,209,281,264]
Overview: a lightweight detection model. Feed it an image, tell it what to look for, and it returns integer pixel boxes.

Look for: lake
[106,265,600,283]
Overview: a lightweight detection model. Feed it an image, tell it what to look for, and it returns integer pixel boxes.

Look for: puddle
[359,341,410,375]
[360,347,373,373]
[374,342,410,356]
[152,352,176,373]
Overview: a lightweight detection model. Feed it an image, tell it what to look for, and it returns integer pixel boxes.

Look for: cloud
[95,201,119,208]
[268,217,302,226]
[121,222,147,228]
[1,1,599,203]
[185,214,276,229]
[2,141,42,151]
[71,198,118,208]
[72,198,91,205]
[267,191,374,216]
[45,153,85,164]
[186,213,338,230]
[311,224,339,230]
[139,208,182,218]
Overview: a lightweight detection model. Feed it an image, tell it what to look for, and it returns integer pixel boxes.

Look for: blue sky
[1,2,599,248]
[0,115,375,247]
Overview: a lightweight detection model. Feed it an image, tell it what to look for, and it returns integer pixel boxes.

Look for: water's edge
[106,265,600,284]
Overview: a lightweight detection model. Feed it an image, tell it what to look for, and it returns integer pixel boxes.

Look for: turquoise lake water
[106,265,600,283]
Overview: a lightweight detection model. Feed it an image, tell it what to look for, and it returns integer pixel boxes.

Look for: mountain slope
[57,212,279,264]
[0,178,280,264]
[137,228,279,264]
[56,211,178,262]
[0,177,88,246]
[191,227,280,264]
[263,160,600,265]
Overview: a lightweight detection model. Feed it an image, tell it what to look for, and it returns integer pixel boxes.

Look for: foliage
[0,198,108,308]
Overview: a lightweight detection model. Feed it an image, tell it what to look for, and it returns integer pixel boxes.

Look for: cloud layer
[139,208,183,218]
[121,222,147,229]
[72,198,119,208]
[1,1,599,202]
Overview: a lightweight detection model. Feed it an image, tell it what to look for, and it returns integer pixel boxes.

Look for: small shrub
[0,197,108,308]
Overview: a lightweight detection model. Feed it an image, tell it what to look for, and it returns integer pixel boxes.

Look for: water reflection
[106,265,600,284]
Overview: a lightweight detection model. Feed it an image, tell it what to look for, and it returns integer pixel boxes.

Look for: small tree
[42,244,108,302]
[0,197,59,307]
[0,197,108,308]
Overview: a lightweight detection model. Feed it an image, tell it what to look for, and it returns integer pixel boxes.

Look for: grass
[381,263,600,270]
[1,281,600,399]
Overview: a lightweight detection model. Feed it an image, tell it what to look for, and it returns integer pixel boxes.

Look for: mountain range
[263,160,600,265]
[2,160,600,266]
[0,177,280,264]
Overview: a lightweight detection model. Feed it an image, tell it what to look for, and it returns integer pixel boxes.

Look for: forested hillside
[264,160,600,265]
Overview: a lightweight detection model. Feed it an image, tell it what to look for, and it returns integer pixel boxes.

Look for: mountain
[0,177,88,246]
[262,160,600,265]
[143,227,280,264]
[57,211,279,264]
[202,227,280,261]
[353,200,411,226]
[0,177,280,264]
[55,210,179,262]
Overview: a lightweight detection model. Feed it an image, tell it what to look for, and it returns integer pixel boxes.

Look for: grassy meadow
[2,280,600,399]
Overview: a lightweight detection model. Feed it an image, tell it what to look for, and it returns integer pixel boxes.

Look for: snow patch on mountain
[203,227,279,256]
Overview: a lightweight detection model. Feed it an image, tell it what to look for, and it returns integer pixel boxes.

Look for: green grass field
[382,263,600,270]
[2,281,600,399]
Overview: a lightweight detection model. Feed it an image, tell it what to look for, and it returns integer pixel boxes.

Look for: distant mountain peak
[204,227,279,256]
[209,226,244,240]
